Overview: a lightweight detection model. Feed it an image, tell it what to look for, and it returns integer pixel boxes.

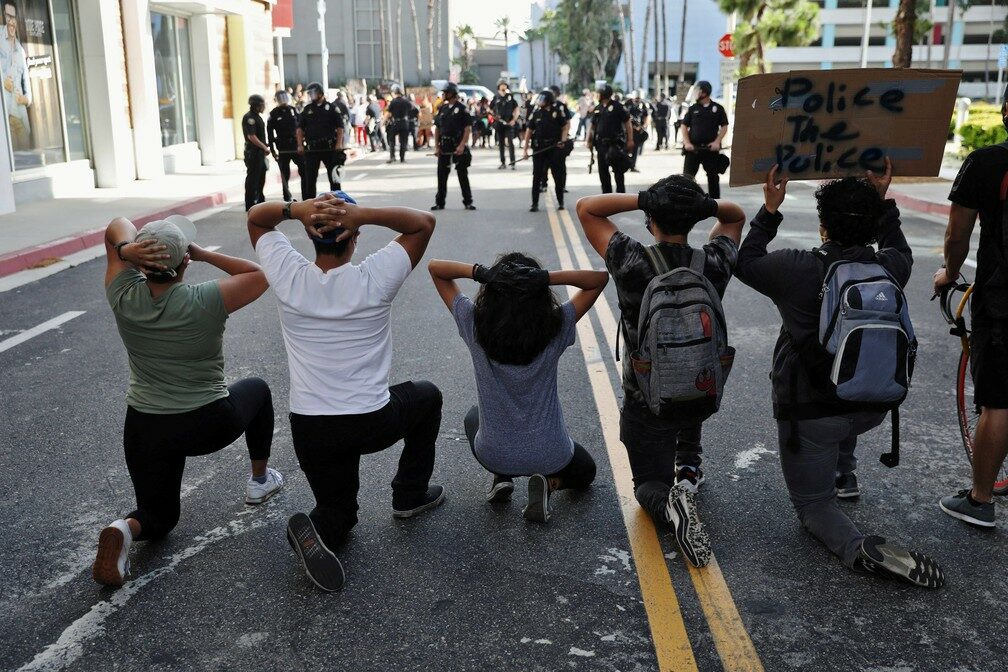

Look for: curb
[0,149,365,279]
[889,189,950,218]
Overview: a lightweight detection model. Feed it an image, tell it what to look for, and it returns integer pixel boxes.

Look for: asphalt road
[0,144,1004,672]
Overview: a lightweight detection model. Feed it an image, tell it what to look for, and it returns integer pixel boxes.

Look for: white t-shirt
[255,231,413,415]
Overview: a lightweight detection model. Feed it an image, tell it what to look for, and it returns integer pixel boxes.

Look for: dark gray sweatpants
[776,412,885,568]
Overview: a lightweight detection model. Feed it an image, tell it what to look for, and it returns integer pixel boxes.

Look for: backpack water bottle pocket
[831,324,910,404]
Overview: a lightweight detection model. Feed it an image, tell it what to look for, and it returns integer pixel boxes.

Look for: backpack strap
[642,245,672,275]
[688,248,705,274]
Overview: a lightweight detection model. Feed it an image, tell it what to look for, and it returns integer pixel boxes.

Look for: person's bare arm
[336,127,344,148]
[246,132,269,153]
[708,199,747,246]
[457,126,472,153]
[560,119,570,143]
[295,128,305,154]
[549,270,608,320]
[191,244,268,314]
[935,203,979,292]
[575,193,637,258]
[427,259,472,310]
[103,218,171,287]
[624,118,635,150]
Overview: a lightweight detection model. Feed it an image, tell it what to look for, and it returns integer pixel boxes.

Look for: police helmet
[306,82,324,96]
[595,82,614,99]
[391,85,403,95]
[248,94,265,107]
[442,82,459,97]
[549,85,561,97]
[275,90,291,105]
[497,79,508,89]
[536,88,555,106]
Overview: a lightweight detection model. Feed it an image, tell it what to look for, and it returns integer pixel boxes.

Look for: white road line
[350,171,369,180]
[0,311,85,354]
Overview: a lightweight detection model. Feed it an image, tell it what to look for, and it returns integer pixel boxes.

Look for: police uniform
[626,100,649,169]
[433,98,474,209]
[408,100,420,149]
[590,99,630,194]
[539,98,573,192]
[242,109,267,211]
[527,101,569,209]
[491,90,519,167]
[682,100,729,198]
[652,98,671,150]
[387,95,413,162]
[267,104,301,201]
[298,99,344,199]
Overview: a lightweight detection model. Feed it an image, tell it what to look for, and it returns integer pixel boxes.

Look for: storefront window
[151,12,197,147]
[0,0,70,170]
[51,0,86,161]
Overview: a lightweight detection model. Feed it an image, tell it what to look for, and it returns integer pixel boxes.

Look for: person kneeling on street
[248,192,442,592]
[576,176,746,567]
[735,161,944,588]
[93,215,281,588]
[428,255,607,523]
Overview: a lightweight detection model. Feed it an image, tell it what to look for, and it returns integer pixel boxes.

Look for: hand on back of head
[639,182,718,224]
[475,260,549,294]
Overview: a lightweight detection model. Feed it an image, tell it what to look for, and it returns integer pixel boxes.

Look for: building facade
[0,0,281,212]
[282,0,453,88]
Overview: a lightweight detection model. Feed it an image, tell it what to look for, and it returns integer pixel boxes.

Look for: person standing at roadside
[268,90,302,202]
[491,79,520,170]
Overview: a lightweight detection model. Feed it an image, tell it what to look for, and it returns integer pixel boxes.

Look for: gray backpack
[626,246,734,422]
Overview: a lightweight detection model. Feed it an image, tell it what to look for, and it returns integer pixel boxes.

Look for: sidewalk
[0,149,366,278]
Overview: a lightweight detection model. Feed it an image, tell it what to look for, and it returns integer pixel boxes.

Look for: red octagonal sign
[718,33,734,58]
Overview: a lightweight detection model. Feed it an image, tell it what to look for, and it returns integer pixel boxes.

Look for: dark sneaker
[529,204,539,212]
[392,485,446,519]
[498,163,507,170]
[675,466,705,494]
[286,513,345,592]
[486,476,514,503]
[523,474,550,523]
[836,472,860,499]
[430,204,444,210]
[464,204,477,211]
[939,489,996,528]
[665,484,711,567]
[856,535,944,588]
[557,201,565,210]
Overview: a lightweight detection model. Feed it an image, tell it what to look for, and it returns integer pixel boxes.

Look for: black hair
[646,174,705,235]
[473,252,563,366]
[814,177,884,247]
[311,235,353,257]
[146,261,185,284]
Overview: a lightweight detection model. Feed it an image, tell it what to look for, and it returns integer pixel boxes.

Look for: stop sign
[718,33,734,58]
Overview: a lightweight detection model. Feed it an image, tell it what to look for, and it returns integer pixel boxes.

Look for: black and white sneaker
[675,466,705,494]
[486,476,514,503]
[836,472,860,499]
[665,484,711,567]
[392,485,446,519]
[286,513,345,592]
[523,474,550,523]
[856,535,944,589]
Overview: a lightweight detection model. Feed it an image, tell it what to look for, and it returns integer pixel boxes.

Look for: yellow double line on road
[543,192,763,672]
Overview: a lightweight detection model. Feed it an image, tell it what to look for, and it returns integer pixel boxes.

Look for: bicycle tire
[956,349,1008,496]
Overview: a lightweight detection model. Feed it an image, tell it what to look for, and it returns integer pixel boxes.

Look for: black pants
[275,147,301,201]
[244,150,267,211]
[123,378,274,540]
[496,122,515,165]
[300,148,341,200]
[463,406,596,487]
[369,126,387,151]
[531,146,565,207]
[435,151,473,207]
[619,402,702,526]
[290,381,442,549]
[631,132,645,169]
[683,149,722,198]
[595,146,626,194]
[654,120,668,149]
[389,121,410,161]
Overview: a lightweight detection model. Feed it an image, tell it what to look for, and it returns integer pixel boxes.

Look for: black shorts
[970,316,1008,409]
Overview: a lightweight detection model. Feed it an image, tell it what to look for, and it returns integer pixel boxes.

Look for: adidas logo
[874,291,888,302]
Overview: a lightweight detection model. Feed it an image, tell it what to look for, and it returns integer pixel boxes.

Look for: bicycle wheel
[956,349,1008,495]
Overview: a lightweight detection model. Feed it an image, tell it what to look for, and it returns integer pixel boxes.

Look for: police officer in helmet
[296,82,345,200]
[587,83,634,194]
[491,79,519,170]
[385,85,412,164]
[431,82,475,211]
[268,90,301,202]
[242,94,270,211]
[523,88,570,212]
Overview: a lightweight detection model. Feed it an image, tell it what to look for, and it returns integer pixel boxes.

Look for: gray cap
[135,215,197,276]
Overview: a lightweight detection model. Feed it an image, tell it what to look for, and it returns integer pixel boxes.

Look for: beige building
[0,0,282,213]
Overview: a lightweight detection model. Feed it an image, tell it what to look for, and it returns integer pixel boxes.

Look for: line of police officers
[244,79,729,214]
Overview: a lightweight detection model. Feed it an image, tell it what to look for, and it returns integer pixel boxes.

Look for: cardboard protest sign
[729,68,961,187]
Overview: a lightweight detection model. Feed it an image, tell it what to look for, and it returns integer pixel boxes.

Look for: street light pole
[317,0,329,88]
[859,0,873,68]
[677,0,687,92]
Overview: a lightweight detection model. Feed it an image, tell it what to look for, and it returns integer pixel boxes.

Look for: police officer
[267,90,301,202]
[385,86,412,164]
[626,90,650,172]
[652,92,671,150]
[491,79,519,170]
[523,88,570,212]
[681,80,729,198]
[586,83,634,194]
[242,94,269,211]
[296,82,345,200]
[431,82,475,211]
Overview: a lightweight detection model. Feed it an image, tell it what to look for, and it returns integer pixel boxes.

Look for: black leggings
[123,378,274,540]
[463,406,596,489]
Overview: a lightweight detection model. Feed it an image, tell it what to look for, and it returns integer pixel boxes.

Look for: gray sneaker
[857,535,944,589]
[939,489,995,528]
[835,472,860,499]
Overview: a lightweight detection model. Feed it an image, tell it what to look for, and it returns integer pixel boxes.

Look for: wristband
[282,201,293,221]
[115,241,130,261]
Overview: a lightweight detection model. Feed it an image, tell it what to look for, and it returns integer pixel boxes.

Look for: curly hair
[646,174,705,236]
[473,252,562,366]
[814,177,884,247]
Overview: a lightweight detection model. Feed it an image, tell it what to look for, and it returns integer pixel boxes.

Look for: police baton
[509,143,565,166]
[275,146,352,155]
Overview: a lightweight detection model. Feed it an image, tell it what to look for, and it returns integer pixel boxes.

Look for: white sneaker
[665,484,711,568]
[92,519,132,587]
[245,467,285,505]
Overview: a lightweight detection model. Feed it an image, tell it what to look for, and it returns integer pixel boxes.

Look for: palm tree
[626,0,637,90]
[427,0,438,80]
[522,28,539,88]
[719,0,819,74]
[408,0,423,83]
[378,0,388,79]
[396,0,405,84]
[495,15,513,50]
[617,2,631,87]
[638,2,650,90]
[453,24,479,82]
